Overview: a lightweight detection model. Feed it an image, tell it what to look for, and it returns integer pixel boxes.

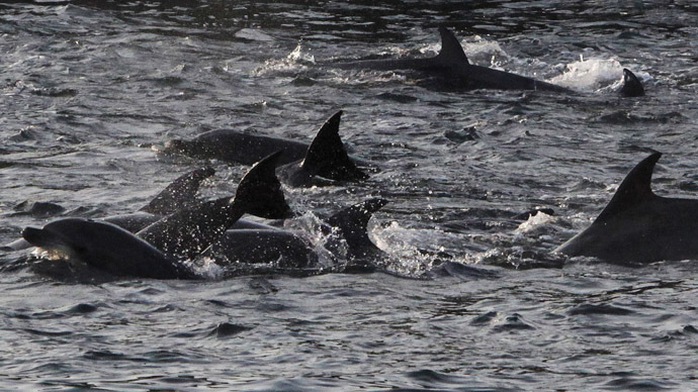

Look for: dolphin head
[23,218,193,279]
[23,218,137,263]
[22,225,83,260]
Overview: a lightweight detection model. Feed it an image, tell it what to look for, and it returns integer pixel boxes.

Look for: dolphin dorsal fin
[136,151,291,260]
[326,198,388,253]
[620,68,645,97]
[140,166,215,215]
[595,152,661,222]
[301,111,368,182]
[235,151,293,219]
[435,27,470,66]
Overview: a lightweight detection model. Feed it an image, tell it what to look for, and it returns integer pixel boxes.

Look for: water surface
[1,1,697,390]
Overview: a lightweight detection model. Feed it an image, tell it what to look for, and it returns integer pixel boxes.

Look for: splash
[253,41,315,76]
[462,36,510,68]
[548,57,624,91]
[371,221,455,276]
[190,256,226,280]
[515,211,556,235]
[32,246,73,262]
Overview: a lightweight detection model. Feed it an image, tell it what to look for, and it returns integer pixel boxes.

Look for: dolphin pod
[21,153,291,278]
[556,152,698,264]
[12,26,667,280]
[19,152,388,279]
[330,27,644,97]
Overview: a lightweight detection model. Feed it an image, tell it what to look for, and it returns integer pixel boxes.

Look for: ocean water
[1,1,697,390]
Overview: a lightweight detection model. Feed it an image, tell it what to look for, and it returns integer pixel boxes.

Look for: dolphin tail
[325,198,388,258]
[301,110,368,183]
[595,152,660,223]
[620,68,645,97]
[140,166,215,215]
[235,151,293,219]
[434,26,470,67]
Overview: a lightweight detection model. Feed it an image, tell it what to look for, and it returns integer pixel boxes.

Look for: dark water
[1,1,697,390]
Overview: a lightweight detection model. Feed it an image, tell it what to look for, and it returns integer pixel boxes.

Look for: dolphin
[161,110,370,170]
[139,166,215,215]
[555,152,698,263]
[102,166,217,233]
[205,198,389,273]
[22,152,290,278]
[103,162,291,234]
[2,165,218,252]
[330,27,643,96]
[136,151,291,260]
[163,111,369,187]
[22,219,199,279]
[163,132,308,166]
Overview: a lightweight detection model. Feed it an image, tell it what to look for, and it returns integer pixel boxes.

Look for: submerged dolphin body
[163,111,369,187]
[205,198,389,272]
[22,152,291,279]
[163,132,308,166]
[331,27,644,96]
[555,152,698,263]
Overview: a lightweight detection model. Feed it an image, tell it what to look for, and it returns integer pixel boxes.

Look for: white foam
[515,212,556,235]
[191,256,226,280]
[253,41,315,76]
[548,57,624,91]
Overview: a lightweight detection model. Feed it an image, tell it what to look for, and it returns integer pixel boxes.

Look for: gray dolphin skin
[332,27,643,95]
[103,166,217,233]
[136,151,291,260]
[324,198,388,263]
[620,68,645,97]
[140,166,215,215]
[163,132,309,166]
[22,152,290,278]
[555,152,698,263]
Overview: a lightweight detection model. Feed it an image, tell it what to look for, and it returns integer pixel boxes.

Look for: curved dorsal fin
[327,198,388,245]
[140,166,215,215]
[301,111,368,182]
[235,150,292,219]
[620,68,645,97]
[435,26,470,66]
[595,152,661,222]
[326,198,388,258]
